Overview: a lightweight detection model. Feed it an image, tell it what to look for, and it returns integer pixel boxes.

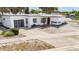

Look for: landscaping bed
[0,39,55,51]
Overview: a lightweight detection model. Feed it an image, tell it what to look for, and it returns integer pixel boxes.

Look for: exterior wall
[0,18,2,22]
[9,16,48,28]
[2,16,12,28]
[1,14,65,28]
[28,17,48,27]
[10,16,26,28]
[9,16,32,28]
[0,18,2,23]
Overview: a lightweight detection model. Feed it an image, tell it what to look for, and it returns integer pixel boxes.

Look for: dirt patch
[0,39,55,51]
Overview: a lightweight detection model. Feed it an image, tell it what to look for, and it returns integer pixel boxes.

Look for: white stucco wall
[28,17,47,26]
[1,14,65,28]
[9,16,48,28]
[10,16,26,28]
[8,16,33,28]
[2,16,12,28]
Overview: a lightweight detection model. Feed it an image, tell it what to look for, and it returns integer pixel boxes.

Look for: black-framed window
[41,18,46,23]
[33,18,37,23]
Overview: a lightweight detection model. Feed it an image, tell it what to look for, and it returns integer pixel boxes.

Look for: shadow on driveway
[0,26,10,31]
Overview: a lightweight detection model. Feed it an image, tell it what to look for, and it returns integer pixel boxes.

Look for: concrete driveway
[0,23,79,50]
[19,26,79,48]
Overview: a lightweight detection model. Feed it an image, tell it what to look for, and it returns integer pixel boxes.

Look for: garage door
[14,19,24,28]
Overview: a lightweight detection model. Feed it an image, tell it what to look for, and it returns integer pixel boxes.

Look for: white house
[0,13,65,28]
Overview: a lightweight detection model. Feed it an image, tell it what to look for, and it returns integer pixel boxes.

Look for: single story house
[0,13,65,28]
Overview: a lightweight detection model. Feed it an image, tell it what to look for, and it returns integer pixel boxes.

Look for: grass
[0,39,55,51]
[75,16,79,20]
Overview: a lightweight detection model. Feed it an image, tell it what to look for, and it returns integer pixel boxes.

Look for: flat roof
[2,13,64,17]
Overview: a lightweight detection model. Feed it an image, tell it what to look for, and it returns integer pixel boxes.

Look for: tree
[0,7,29,14]
[9,7,26,14]
[74,11,79,20]
[25,7,29,14]
[31,9,42,14]
[0,7,10,14]
[39,7,58,14]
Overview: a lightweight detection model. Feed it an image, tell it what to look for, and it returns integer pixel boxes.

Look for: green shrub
[75,16,79,20]
[10,28,19,35]
[1,31,5,35]
[4,31,14,37]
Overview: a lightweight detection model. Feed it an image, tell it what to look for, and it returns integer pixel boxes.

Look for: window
[41,18,46,23]
[33,18,37,23]
[26,18,28,24]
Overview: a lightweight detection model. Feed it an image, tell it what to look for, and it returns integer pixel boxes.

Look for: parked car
[51,18,65,26]
[51,21,63,25]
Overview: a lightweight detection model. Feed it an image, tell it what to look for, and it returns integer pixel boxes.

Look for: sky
[30,7,79,12]
[58,7,79,12]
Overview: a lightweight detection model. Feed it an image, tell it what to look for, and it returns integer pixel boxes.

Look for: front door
[47,17,50,25]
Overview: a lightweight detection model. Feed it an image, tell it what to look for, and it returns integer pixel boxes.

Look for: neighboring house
[67,14,75,20]
[0,13,65,28]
